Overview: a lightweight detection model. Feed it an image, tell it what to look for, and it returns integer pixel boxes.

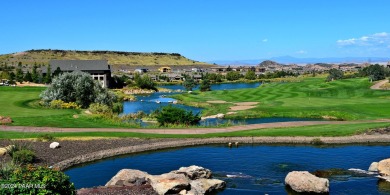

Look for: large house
[48,60,111,87]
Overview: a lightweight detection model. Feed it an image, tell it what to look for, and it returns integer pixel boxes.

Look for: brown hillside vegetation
[0,49,211,67]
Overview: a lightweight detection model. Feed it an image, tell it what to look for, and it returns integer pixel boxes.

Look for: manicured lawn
[174,77,390,120]
[2,122,390,139]
[0,87,135,128]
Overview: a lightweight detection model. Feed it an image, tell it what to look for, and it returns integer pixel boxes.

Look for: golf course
[1,76,390,139]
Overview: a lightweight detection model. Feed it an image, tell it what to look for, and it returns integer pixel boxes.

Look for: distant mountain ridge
[210,56,390,65]
[0,49,210,67]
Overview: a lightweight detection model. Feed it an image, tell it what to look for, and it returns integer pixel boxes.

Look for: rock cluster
[105,165,226,195]
[0,116,12,124]
[285,171,329,194]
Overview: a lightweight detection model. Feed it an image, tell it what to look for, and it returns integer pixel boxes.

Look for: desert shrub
[0,161,19,180]
[0,165,76,195]
[326,68,344,82]
[88,103,112,114]
[37,134,55,141]
[155,105,201,126]
[40,71,116,108]
[12,149,36,164]
[310,138,324,145]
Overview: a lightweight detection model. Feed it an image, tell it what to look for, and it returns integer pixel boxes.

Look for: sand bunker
[229,102,258,111]
[206,100,227,103]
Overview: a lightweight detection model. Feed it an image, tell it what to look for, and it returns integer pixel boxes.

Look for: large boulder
[189,178,226,194]
[285,171,329,193]
[106,166,226,195]
[379,159,390,176]
[369,162,379,172]
[171,165,212,180]
[105,169,152,186]
[150,173,190,195]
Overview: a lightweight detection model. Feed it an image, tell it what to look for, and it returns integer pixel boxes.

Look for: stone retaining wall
[54,135,390,171]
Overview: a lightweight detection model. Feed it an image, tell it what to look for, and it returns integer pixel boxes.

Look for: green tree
[200,79,211,92]
[53,67,62,77]
[226,71,242,81]
[44,65,52,83]
[15,67,24,83]
[226,65,232,71]
[134,74,157,90]
[9,72,15,82]
[244,70,256,80]
[183,77,196,91]
[24,71,33,82]
[366,64,385,82]
[0,70,10,80]
[40,71,116,108]
[326,68,344,82]
[31,65,39,83]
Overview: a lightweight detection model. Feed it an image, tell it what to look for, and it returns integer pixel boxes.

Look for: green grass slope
[0,87,133,128]
[0,49,210,66]
[174,77,390,120]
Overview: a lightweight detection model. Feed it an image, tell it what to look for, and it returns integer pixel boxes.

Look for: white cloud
[296,50,307,54]
[337,32,390,47]
[262,39,268,42]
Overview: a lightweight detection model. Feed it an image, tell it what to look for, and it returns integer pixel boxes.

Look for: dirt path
[370,79,389,90]
[2,119,390,134]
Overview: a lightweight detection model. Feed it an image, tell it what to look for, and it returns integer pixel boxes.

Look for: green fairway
[0,87,134,128]
[174,77,390,120]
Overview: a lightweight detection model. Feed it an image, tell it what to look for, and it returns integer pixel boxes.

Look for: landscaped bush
[88,103,112,114]
[155,105,201,126]
[12,149,36,164]
[112,102,124,113]
[49,100,80,109]
[0,161,19,180]
[40,71,116,108]
[0,165,76,195]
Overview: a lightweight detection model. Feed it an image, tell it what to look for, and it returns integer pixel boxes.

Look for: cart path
[2,119,390,134]
[370,79,389,90]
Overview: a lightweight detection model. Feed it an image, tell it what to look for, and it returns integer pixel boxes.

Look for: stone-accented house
[48,60,111,88]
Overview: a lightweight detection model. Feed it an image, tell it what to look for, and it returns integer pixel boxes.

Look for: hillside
[0,49,210,67]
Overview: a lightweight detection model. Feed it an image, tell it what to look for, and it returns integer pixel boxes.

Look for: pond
[65,144,390,194]
[123,82,261,115]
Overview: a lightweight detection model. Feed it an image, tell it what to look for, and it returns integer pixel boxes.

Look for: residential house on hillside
[134,68,148,74]
[158,66,171,73]
[47,60,111,87]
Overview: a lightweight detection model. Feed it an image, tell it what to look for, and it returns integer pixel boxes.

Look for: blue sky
[1,0,390,61]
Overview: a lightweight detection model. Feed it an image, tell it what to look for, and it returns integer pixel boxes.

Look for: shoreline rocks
[285,171,329,194]
[104,165,226,195]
